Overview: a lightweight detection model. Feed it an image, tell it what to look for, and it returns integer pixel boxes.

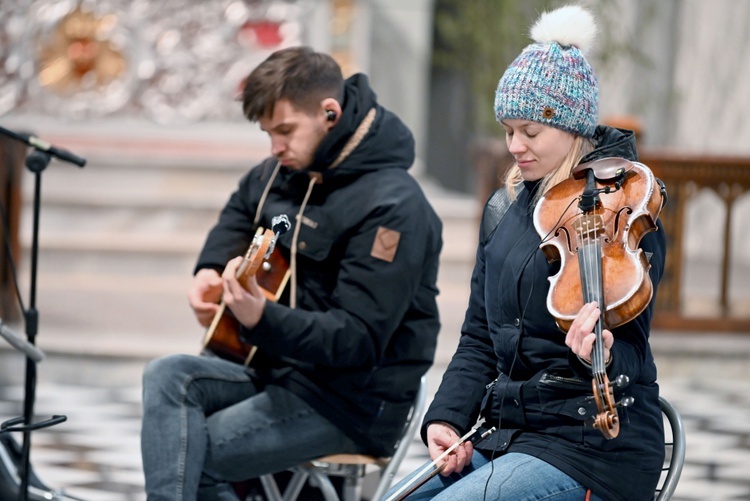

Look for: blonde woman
[390,6,666,500]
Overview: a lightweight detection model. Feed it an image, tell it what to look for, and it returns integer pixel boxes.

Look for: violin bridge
[572,214,605,241]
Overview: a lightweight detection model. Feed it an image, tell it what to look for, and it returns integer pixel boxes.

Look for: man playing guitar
[140,46,443,500]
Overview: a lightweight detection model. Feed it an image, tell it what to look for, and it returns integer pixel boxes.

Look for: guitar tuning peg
[271,214,291,235]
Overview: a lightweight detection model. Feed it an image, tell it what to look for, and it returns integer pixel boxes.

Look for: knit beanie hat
[494,5,599,137]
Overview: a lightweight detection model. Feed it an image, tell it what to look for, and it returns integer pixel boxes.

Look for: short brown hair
[241,46,344,121]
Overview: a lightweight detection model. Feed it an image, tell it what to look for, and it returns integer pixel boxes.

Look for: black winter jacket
[422,127,666,500]
[195,75,442,457]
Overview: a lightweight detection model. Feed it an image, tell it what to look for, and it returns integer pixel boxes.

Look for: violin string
[579,214,593,366]
[579,205,605,373]
[590,220,601,370]
[592,207,604,372]
[588,213,599,369]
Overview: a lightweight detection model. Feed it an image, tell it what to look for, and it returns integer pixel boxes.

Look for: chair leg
[341,474,363,501]
[281,471,311,501]
[260,471,314,501]
[259,474,284,501]
[300,464,341,501]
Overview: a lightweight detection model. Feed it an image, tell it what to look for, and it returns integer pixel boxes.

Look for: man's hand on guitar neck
[189,269,223,327]
[222,256,268,330]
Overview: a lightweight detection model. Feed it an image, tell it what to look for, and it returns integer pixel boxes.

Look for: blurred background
[0,0,749,499]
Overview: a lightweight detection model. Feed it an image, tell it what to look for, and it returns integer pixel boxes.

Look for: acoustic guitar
[202,215,291,365]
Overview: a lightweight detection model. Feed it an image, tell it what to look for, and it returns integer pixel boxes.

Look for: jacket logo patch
[371,226,400,263]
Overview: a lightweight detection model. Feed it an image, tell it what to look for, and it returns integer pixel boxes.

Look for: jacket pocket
[537,372,596,422]
[294,223,338,262]
[289,225,340,301]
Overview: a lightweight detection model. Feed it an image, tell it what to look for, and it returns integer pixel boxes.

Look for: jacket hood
[306,73,415,176]
[581,125,638,163]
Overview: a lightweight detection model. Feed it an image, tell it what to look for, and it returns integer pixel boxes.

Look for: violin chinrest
[573,157,632,181]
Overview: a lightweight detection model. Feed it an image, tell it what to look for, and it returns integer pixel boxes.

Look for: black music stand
[0,124,85,501]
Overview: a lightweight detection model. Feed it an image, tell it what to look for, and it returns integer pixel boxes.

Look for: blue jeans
[140,354,364,500]
[386,451,605,501]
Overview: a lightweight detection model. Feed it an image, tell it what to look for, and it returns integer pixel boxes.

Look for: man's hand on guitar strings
[189,268,223,327]
[222,256,267,329]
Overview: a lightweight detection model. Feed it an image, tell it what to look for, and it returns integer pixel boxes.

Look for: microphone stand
[0,125,85,501]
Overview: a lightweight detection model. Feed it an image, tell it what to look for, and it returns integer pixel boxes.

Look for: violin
[533,157,666,439]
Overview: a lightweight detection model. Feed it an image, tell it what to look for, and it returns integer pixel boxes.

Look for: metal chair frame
[655,395,686,501]
[260,376,427,501]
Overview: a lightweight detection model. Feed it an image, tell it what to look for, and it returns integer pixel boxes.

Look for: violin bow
[385,426,496,501]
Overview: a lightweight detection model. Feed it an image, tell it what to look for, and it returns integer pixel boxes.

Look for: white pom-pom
[530,5,597,54]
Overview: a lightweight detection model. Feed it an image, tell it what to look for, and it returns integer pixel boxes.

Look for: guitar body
[257,248,291,302]
[203,305,251,364]
[202,228,290,365]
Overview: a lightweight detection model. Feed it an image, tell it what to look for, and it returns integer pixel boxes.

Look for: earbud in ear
[326,110,336,122]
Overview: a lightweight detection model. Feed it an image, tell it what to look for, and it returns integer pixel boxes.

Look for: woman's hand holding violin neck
[565,301,613,365]
[426,422,473,476]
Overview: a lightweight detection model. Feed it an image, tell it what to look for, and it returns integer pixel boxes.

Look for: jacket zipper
[540,373,587,387]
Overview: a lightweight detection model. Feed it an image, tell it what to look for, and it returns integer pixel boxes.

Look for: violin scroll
[590,375,635,438]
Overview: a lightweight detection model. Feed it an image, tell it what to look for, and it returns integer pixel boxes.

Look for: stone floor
[1,355,750,501]
[1,253,749,500]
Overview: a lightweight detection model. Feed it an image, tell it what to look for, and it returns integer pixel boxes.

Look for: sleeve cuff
[576,352,613,368]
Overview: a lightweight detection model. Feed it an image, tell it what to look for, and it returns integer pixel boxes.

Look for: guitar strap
[253,159,282,231]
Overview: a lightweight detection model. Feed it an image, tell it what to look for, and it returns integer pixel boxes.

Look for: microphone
[25,134,87,168]
[0,321,45,363]
[0,124,87,167]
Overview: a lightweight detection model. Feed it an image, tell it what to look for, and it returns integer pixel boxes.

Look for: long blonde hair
[504,135,595,203]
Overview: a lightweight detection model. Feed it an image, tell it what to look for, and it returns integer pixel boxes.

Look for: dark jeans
[140,354,363,500]
[387,451,606,501]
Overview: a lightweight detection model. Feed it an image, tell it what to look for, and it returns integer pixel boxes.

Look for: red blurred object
[238,20,282,48]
